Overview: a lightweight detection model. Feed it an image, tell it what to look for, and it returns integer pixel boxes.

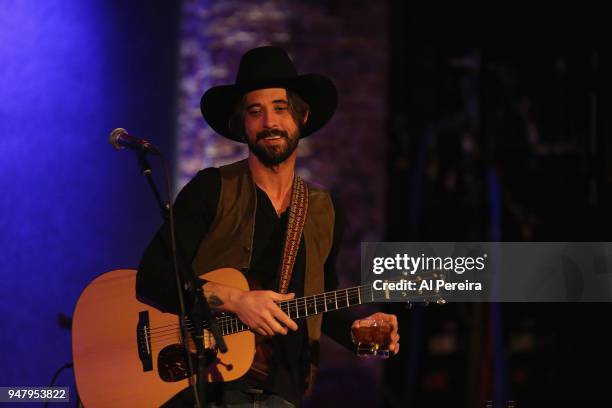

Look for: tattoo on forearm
[206,292,224,308]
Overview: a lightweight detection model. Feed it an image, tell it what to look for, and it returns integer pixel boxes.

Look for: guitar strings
[140,286,439,347]
[145,285,367,337]
[143,285,435,343]
[142,288,366,346]
[143,295,431,347]
[145,286,361,330]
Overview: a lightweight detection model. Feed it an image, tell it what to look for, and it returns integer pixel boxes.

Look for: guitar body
[72,268,255,408]
[72,266,430,406]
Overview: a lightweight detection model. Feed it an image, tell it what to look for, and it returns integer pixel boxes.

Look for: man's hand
[202,282,298,337]
[234,290,299,336]
[352,312,400,355]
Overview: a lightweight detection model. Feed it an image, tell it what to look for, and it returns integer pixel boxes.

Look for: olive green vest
[191,159,335,391]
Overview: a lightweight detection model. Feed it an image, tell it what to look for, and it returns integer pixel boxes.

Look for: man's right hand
[233,290,298,336]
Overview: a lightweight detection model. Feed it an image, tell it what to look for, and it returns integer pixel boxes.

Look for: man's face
[243,88,303,167]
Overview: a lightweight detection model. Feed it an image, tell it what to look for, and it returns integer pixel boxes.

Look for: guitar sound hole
[158,344,218,382]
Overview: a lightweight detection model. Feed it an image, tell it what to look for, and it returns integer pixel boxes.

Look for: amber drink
[351,319,392,359]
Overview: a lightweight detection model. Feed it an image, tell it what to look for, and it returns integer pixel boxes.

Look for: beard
[247,128,300,167]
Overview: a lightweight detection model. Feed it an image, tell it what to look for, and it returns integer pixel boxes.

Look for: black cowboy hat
[200,46,337,142]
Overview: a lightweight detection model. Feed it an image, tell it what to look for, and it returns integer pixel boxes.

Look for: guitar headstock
[369,269,450,305]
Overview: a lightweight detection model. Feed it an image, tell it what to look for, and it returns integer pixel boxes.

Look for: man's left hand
[352,312,400,355]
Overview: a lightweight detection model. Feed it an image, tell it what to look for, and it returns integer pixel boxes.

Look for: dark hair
[228,89,310,141]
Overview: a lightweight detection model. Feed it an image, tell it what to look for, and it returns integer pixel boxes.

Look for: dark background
[384,5,611,407]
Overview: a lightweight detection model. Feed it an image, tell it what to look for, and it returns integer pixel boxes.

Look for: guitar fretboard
[212,284,376,336]
[200,275,444,337]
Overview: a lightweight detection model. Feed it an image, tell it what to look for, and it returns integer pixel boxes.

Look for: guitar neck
[280,284,373,320]
[212,284,375,336]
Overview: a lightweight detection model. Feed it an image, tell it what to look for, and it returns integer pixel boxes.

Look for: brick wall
[176,1,388,404]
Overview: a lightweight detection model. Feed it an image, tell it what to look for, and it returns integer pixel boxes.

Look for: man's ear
[303,109,310,125]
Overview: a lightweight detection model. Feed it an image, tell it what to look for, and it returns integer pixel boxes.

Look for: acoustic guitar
[72,267,443,407]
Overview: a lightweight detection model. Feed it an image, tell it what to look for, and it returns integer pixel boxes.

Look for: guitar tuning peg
[405,302,412,310]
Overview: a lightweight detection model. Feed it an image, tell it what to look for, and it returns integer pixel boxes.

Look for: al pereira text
[373,279,482,292]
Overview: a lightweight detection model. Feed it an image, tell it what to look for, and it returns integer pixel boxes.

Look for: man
[137,46,399,407]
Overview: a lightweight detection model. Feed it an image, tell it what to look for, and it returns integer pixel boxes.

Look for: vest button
[243,245,251,252]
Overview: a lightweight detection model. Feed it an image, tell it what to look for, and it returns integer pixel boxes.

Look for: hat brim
[200,74,337,142]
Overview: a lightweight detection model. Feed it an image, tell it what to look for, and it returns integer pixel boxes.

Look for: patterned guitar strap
[246,176,309,384]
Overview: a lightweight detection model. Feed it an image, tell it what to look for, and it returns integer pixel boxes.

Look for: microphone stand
[138,153,169,218]
[138,151,227,408]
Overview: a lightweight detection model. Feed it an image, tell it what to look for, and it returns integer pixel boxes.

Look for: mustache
[256,129,289,141]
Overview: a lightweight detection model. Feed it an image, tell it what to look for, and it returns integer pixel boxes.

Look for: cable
[44,362,73,408]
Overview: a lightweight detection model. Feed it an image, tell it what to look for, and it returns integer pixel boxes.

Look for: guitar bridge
[137,311,153,371]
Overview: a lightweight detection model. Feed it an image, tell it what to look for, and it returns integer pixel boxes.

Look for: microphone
[109,128,160,155]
